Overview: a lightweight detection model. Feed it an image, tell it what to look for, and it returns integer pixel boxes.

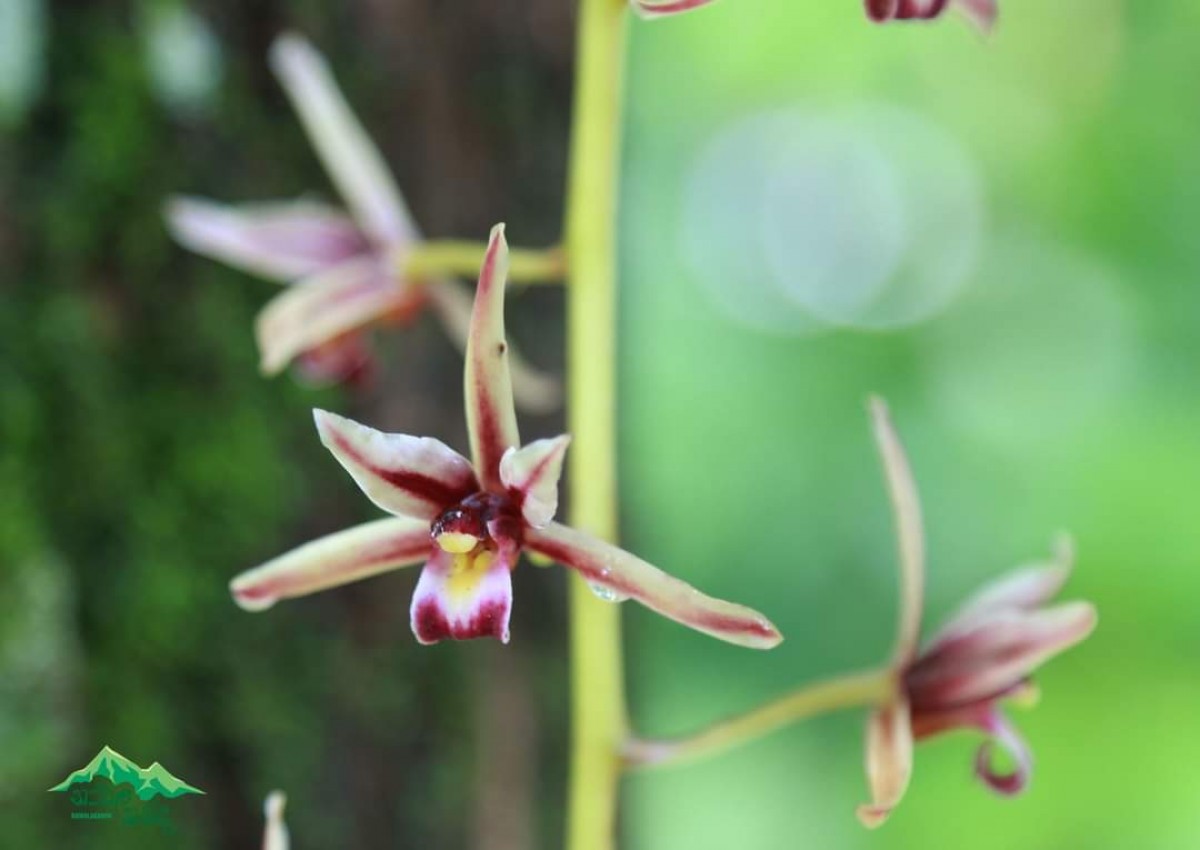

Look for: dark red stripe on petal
[331,431,476,508]
[634,0,714,16]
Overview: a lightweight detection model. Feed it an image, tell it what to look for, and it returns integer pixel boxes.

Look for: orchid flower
[165,34,557,409]
[230,225,782,648]
[631,0,718,18]
[858,399,1097,827]
[864,0,997,31]
[262,791,289,850]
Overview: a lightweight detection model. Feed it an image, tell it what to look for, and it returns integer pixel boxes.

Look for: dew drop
[587,582,628,604]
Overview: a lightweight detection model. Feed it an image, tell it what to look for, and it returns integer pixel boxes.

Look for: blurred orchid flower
[858,399,1097,828]
[230,225,782,649]
[864,0,997,31]
[165,34,557,410]
[631,0,718,18]
[262,791,289,850]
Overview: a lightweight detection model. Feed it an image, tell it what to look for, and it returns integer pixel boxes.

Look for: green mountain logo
[48,746,205,801]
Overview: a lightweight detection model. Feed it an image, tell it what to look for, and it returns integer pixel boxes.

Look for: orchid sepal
[230,516,430,611]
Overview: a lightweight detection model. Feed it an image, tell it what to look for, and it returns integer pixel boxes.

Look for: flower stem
[403,241,565,283]
[623,669,893,770]
[563,0,628,848]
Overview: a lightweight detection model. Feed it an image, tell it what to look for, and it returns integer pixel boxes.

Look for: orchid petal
[292,333,374,388]
[165,196,365,282]
[974,710,1032,796]
[525,522,783,650]
[262,791,289,850]
[906,602,1097,708]
[255,257,417,376]
[314,409,478,521]
[935,536,1074,641]
[867,0,995,30]
[856,698,914,829]
[869,397,925,665]
[500,435,570,528]
[410,546,513,644]
[425,279,562,414]
[230,517,431,611]
[632,0,719,18]
[464,225,520,487]
[269,34,417,246]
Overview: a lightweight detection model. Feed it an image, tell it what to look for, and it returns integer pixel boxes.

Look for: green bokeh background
[1,0,1196,848]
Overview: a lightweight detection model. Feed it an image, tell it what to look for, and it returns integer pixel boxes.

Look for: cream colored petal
[499,435,570,528]
[165,195,364,282]
[869,397,925,664]
[262,791,289,850]
[856,698,913,829]
[314,409,478,521]
[525,522,782,650]
[230,517,431,611]
[254,257,408,376]
[464,225,520,488]
[269,34,416,246]
[935,535,1074,641]
[425,279,562,414]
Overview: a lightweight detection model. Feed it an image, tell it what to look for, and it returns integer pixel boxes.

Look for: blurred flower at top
[865,0,997,31]
[165,34,557,410]
[229,226,782,649]
[858,399,1097,828]
[631,0,718,18]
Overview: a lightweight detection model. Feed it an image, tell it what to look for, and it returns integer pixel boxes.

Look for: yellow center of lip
[436,531,481,554]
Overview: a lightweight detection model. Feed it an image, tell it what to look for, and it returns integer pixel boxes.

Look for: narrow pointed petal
[314,409,478,520]
[262,791,289,850]
[907,602,1097,708]
[165,196,366,281]
[426,280,562,414]
[869,397,925,664]
[500,435,570,528]
[464,225,520,487]
[525,522,782,649]
[255,257,417,376]
[936,536,1075,641]
[974,710,1032,796]
[954,0,997,31]
[292,333,375,388]
[632,0,718,18]
[230,517,431,611]
[269,34,416,246]
[410,546,513,644]
[856,698,914,829]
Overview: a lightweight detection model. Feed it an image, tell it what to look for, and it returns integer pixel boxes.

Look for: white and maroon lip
[409,546,514,645]
[525,522,782,650]
[164,195,367,282]
[314,409,479,521]
[464,225,521,490]
[230,516,431,611]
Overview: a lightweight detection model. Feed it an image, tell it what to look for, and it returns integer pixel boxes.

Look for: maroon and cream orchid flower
[864,0,997,31]
[858,399,1097,828]
[165,34,556,409]
[230,225,782,649]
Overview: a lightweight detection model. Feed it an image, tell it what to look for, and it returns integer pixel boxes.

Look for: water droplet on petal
[587,582,628,604]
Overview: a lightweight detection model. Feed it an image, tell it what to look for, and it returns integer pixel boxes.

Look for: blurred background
[1,0,1196,848]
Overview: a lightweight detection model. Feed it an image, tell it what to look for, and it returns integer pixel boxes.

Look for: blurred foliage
[2,0,1198,848]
